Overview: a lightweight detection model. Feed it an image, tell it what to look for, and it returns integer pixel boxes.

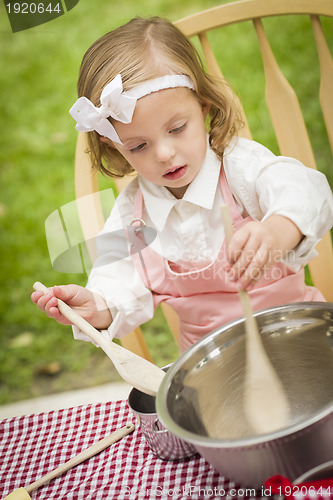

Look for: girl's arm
[31,285,113,330]
[223,138,333,287]
[225,215,303,290]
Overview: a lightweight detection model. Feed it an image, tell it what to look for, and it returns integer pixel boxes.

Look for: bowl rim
[156,302,333,448]
[295,459,333,483]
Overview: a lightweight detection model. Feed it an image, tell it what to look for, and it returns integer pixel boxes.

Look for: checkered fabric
[0,400,269,499]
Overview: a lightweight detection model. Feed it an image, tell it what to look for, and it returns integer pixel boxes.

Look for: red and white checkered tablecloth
[0,400,270,500]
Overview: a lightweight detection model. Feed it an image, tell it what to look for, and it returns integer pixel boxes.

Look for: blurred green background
[0,0,332,405]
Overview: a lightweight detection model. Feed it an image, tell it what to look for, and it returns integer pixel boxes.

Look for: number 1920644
[6,3,62,14]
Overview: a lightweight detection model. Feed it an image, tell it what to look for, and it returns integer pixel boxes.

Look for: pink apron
[127,166,324,351]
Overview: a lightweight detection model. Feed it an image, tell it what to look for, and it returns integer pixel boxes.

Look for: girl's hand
[225,215,303,290]
[31,285,112,329]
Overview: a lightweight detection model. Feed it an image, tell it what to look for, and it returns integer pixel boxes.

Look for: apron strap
[133,187,144,220]
[219,161,244,225]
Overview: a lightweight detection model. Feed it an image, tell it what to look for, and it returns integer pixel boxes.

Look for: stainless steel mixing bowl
[156,302,333,488]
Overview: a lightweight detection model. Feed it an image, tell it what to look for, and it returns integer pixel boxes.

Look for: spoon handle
[220,205,260,337]
[26,424,135,493]
[221,204,234,245]
[33,281,120,354]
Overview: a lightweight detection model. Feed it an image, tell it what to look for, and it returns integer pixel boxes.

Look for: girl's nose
[155,139,175,163]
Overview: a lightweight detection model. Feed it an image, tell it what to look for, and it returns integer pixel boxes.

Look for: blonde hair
[77,16,243,178]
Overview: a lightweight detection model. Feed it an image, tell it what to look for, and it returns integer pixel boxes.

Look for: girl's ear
[201,101,211,119]
[100,136,114,146]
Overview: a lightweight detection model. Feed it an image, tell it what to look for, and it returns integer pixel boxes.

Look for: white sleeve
[72,181,154,343]
[224,138,333,270]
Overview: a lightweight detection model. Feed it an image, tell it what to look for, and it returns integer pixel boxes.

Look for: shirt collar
[138,140,221,230]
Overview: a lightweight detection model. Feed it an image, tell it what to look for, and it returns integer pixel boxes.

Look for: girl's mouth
[163,165,187,181]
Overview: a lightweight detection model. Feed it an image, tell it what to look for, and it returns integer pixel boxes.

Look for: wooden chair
[75,0,333,359]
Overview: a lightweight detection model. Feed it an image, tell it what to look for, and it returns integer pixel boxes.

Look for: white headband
[69,74,195,144]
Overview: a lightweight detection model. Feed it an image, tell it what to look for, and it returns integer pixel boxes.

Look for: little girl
[32,16,333,352]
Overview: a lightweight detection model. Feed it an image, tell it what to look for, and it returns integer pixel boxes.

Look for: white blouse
[74,137,333,343]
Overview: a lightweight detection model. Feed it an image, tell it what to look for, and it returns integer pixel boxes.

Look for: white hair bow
[69,74,195,144]
[69,74,136,144]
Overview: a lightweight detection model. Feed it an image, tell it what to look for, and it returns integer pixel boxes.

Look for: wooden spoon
[221,205,289,434]
[33,282,165,397]
[3,424,134,500]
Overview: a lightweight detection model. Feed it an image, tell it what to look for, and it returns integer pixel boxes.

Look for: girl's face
[107,88,210,199]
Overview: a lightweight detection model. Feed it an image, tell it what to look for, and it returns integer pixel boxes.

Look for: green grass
[0,0,332,405]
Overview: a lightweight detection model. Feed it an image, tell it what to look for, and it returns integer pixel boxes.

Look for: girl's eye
[130,143,146,153]
[170,123,186,134]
